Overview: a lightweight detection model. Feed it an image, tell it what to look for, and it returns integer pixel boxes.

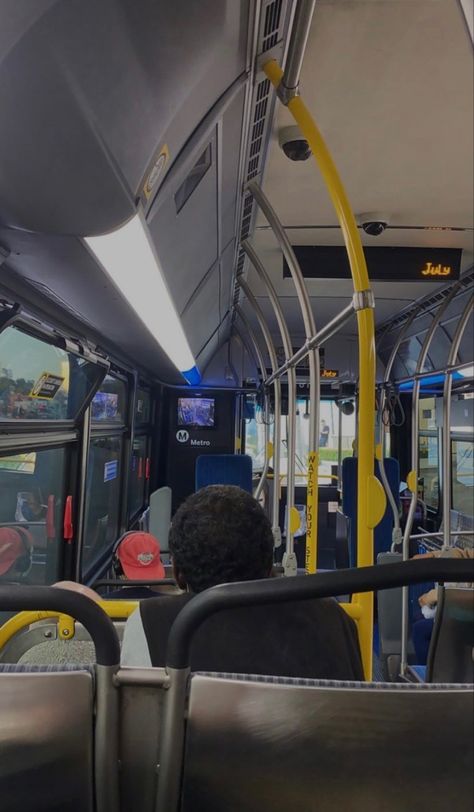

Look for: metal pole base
[282,552,298,577]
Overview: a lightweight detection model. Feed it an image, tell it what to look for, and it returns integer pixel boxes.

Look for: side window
[135,388,151,426]
[418,396,439,510]
[0,326,102,421]
[91,375,127,423]
[129,435,149,519]
[81,436,123,578]
[0,446,68,586]
[418,435,439,510]
[452,439,473,517]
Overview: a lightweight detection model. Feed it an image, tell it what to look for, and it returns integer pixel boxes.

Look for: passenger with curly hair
[121,485,363,679]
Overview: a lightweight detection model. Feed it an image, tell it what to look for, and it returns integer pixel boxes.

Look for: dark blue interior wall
[159,388,236,513]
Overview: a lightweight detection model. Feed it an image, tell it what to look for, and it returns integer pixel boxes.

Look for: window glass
[452,439,473,516]
[135,388,151,425]
[129,435,148,518]
[0,446,67,587]
[82,436,122,576]
[418,435,439,510]
[0,326,102,421]
[91,375,127,423]
[244,408,268,472]
[245,399,356,485]
[419,396,438,431]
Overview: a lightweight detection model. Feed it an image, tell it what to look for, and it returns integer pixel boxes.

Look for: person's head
[53,580,101,603]
[0,527,32,580]
[169,485,274,593]
[321,419,327,426]
[112,532,165,581]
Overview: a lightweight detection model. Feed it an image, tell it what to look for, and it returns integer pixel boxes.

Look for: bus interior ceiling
[0,6,471,585]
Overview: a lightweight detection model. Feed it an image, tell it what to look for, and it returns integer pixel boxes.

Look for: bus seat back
[427,586,474,683]
[342,457,400,565]
[0,665,94,812]
[180,673,473,812]
[149,486,172,553]
[195,454,253,494]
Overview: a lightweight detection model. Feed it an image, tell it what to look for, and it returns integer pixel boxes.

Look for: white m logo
[176,429,189,443]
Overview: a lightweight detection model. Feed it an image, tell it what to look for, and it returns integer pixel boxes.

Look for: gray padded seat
[377,551,415,679]
[427,586,474,683]
[0,664,94,812]
[180,672,474,812]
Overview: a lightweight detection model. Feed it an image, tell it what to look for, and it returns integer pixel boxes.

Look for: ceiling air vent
[231,0,292,318]
[377,269,474,334]
[262,0,283,51]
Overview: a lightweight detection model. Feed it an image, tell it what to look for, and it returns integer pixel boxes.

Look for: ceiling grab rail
[237,291,286,552]
[442,295,474,551]
[234,313,275,522]
[399,281,462,677]
[241,240,302,574]
[377,307,421,552]
[245,183,319,577]
[262,1,385,677]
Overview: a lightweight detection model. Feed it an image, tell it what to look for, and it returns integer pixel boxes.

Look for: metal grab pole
[263,59,384,679]
[378,307,420,551]
[247,180,320,574]
[242,240,299,574]
[278,0,316,101]
[236,301,283,549]
[400,283,461,676]
[234,318,271,502]
[442,296,473,550]
[264,301,355,386]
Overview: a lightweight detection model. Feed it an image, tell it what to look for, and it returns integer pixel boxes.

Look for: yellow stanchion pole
[263,60,386,678]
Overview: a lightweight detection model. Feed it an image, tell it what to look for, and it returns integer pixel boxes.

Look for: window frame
[0,315,108,432]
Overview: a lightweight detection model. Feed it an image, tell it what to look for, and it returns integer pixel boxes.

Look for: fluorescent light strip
[85,211,199,383]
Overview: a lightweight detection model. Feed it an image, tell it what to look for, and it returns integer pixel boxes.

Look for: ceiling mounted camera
[337,400,355,415]
[279,126,312,162]
[362,221,387,236]
[357,212,390,237]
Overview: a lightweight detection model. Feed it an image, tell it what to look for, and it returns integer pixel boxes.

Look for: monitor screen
[177,397,215,428]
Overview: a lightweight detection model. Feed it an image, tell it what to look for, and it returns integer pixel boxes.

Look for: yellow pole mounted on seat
[0,600,138,650]
[263,60,386,679]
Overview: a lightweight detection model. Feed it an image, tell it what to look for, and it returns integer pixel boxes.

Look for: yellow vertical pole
[305,450,318,573]
[263,60,386,678]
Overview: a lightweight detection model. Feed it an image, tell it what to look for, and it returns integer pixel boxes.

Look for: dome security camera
[356,212,390,237]
[278,126,312,162]
[362,221,387,237]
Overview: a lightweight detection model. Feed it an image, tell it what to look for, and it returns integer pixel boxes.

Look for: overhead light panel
[85,211,200,385]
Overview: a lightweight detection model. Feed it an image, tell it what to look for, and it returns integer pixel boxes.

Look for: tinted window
[91,375,127,423]
[419,435,439,510]
[0,326,102,421]
[129,435,148,518]
[246,399,356,485]
[0,446,67,586]
[135,388,151,425]
[81,436,122,576]
[452,440,473,517]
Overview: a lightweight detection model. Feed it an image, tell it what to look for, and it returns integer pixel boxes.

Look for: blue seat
[342,457,400,566]
[195,454,253,494]
[411,664,427,681]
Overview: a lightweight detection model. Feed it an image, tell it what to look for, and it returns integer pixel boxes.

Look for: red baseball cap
[116,532,165,580]
[0,528,26,576]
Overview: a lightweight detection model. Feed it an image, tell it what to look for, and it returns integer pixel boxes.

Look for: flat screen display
[178,397,215,428]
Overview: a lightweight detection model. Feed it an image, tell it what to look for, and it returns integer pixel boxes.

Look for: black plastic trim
[166,559,474,669]
[0,585,120,666]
